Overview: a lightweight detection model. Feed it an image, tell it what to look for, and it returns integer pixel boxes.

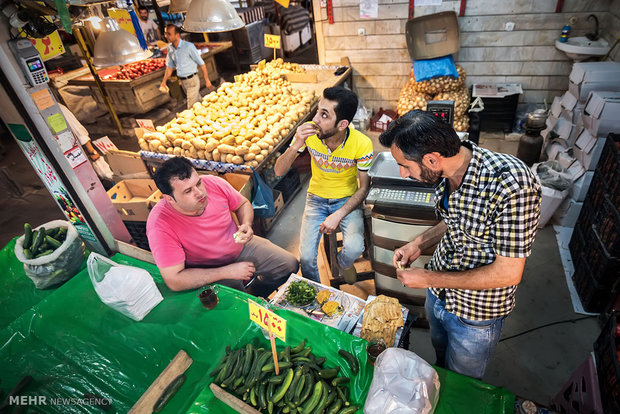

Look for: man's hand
[223,262,255,281]
[397,266,429,288]
[205,79,213,89]
[234,224,253,244]
[89,152,100,161]
[319,211,343,234]
[292,122,319,150]
[392,241,422,269]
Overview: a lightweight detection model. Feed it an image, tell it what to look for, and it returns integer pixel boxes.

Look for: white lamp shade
[182,0,245,33]
[93,17,152,68]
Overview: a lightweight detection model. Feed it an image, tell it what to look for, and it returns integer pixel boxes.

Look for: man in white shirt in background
[138,6,161,44]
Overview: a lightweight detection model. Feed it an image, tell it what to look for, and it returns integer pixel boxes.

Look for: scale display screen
[27,57,43,72]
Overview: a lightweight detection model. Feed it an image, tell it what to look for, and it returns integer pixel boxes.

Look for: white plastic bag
[364,348,440,414]
[87,252,163,321]
[91,157,114,181]
[14,220,85,289]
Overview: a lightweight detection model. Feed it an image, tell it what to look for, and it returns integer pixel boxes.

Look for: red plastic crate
[551,356,604,414]
[593,312,620,414]
[370,108,398,132]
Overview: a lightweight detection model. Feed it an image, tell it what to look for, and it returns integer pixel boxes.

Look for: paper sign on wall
[56,130,77,153]
[31,89,55,111]
[47,113,67,134]
[264,34,281,49]
[92,136,118,154]
[64,146,88,169]
[248,299,287,341]
[21,30,65,61]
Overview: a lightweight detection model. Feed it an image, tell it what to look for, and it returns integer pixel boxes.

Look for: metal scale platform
[366,152,440,308]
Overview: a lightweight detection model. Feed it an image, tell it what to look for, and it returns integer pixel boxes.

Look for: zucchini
[250,386,258,407]
[286,367,303,400]
[313,381,329,414]
[338,350,359,375]
[216,355,232,384]
[272,368,294,403]
[242,343,254,376]
[294,372,306,402]
[268,371,288,384]
[268,401,274,414]
[301,381,323,414]
[45,235,62,249]
[23,223,33,249]
[258,382,267,409]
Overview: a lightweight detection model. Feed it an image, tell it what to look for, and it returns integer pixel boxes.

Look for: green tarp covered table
[0,250,514,413]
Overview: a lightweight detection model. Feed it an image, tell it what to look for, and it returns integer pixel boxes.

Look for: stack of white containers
[542,62,620,228]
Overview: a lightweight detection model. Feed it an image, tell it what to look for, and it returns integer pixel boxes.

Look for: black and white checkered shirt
[429,141,542,320]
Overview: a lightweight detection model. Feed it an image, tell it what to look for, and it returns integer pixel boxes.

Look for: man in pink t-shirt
[146,157,298,295]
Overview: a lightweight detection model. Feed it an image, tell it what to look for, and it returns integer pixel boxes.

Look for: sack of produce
[14,220,85,289]
[411,65,466,95]
[452,114,470,132]
[87,252,163,321]
[432,87,470,117]
[397,80,431,116]
[364,347,440,414]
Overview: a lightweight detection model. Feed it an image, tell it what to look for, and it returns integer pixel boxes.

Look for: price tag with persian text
[264,34,281,49]
[248,299,286,341]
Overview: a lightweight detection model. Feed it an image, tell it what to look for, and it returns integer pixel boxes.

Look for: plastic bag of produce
[251,169,275,218]
[14,220,85,289]
[87,252,163,321]
[364,347,440,414]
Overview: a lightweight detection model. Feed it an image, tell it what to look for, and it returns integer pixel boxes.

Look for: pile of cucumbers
[210,340,361,414]
[21,223,67,259]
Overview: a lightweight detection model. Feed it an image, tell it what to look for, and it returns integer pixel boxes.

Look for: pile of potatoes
[139,70,317,167]
[397,65,470,131]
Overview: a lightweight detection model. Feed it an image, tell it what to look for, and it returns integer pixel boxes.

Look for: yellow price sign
[108,9,136,36]
[264,34,281,50]
[248,299,286,341]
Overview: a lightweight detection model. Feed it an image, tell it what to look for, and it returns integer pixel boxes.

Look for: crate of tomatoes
[101,58,166,81]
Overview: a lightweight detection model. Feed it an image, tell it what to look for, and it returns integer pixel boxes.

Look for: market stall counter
[0,251,515,413]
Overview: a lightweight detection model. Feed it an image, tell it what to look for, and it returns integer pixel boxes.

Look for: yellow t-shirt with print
[294,127,374,199]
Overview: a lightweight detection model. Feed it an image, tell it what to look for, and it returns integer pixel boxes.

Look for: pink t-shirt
[146,175,244,268]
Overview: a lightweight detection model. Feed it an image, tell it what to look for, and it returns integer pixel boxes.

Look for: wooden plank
[325,49,410,63]
[460,30,560,47]
[128,350,192,414]
[355,75,409,89]
[210,384,262,414]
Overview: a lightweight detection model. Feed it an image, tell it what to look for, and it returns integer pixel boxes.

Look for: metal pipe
[73,25,124,135]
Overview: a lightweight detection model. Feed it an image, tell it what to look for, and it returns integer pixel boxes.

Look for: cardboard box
[560,104,584,124]
[574,126,606,170]
[553,198,583,228]
[223,172,253,202]
[539,185,569,228]
[405,11,459,60]
[550,96,562,118]
[570,171,594,202]
[582,91,620,137]
[107,179,159,221]
[568,62,620,102]
[560,90,578,111]
[106,149,151,180]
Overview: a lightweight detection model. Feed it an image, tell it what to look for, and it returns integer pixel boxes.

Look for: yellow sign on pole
[264,34,281,50]
[107,9,136,36]
[248,299,287,342]
[21,31,65,62]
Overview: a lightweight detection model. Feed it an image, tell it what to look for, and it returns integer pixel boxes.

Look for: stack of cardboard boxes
[542,62,620,228]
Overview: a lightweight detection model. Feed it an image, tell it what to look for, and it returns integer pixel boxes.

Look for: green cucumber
[291,339,306,354]
[326,399,343,414]
[338,350,359,375]
[286,367,303,400]
[318,367,339,380]
[258,382,267,409]
[272,368,294,403]
[262,361,293,372]
[23,248,33,260]
[153,374,185,412]
[331,377,350,387]
[312,381,329,414]
[45,235,62,249]
[35,249,54,258]
[337,405,359,414]
[250,386,258,407]
[242,343,254,376]
[335,387,348,406]
[23,223,33,249]
[268,401,274,414]
[301,381,323,414]
[30,229,43,254]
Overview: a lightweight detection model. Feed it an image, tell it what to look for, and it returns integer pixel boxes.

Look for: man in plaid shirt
[379,110,541,379]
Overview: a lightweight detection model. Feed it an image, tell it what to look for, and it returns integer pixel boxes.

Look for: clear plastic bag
[87,252,163,321]
[364,348,440,414]
[14,220,85,289]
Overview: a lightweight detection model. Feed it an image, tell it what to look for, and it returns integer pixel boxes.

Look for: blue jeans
[299,193,365,282]
[425,289,504,379]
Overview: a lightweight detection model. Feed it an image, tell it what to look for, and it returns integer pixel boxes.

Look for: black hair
[378,110,461,162]
[165,24,181,35]
[138,5,148,12]
[154,157,194,196]
[323,86,358,124]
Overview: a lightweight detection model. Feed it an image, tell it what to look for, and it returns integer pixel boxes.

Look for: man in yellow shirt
[275,87,373,283]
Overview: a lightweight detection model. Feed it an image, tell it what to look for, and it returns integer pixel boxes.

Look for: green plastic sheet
[0,251,514,413]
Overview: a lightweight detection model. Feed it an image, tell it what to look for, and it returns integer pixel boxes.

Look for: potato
[217,144,236,154]
[225,153,235,163]
[249,144,261,154]
[244,152,256,161]
[182,140,192,150]
[190,138,206,150]
[173,147,183,156]
[138,138,149,151]
[157,145,166,153]
[231,155,244,164]
[255,154,264,163]
[212,148,221,161]
[235,146,249,156]
[220,135,235,146]
[174,138,184,148]
[260,149,269,156]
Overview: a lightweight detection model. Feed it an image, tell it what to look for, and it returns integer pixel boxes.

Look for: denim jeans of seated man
[425,289,505,379]
[299,193,365,282]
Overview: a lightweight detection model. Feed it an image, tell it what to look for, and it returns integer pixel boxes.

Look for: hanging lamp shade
[182,0,245,33]
[169,0,192,13]
[93,17,152,68]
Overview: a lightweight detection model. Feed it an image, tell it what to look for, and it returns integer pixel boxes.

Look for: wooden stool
[323,209,374,288]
